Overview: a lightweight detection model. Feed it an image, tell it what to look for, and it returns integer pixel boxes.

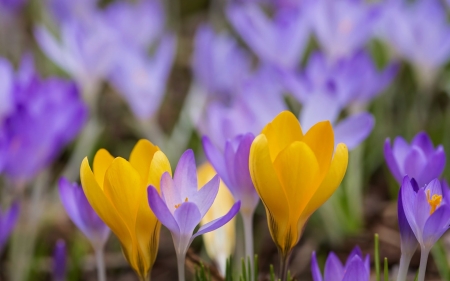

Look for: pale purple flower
[401,176,450,251]
[0,0,27,12]
[108,35,176,119]
[147,150,240,266]
[310,0,380,60]
[47,0,97,23]
[0,202,19,253]
[398,177,419,257]
[311,246,370,281]
[52,240,66,281]
[192,24,251,100]
[203,133,259,215]
[58,177,110,250]
[384,132,446,188]
[227,2,310,69]
[380,0,450,84]
[1,56,87,183]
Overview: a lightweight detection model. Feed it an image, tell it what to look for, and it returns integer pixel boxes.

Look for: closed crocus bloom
[198,162,236,276]
[384,132,445,188]
[80,139,171,280]
[311,246,370,281]
[52,240,67,281]
[249,111,348,277]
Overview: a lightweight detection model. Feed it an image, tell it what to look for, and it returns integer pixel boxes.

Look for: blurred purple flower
[47,0,97,23]
[0,0,27,12]
[311,246,370,281]
[192,24,251,100]
[197,67,287,149]
[384,132,446,188]
[203,133,259,215]
[52,240,66,281]
[0,202,19,253]
[104,0,164,51]
[58,177,110,250]
[147,150,240,262]
[0,58,14,121]
[398,177,419,257]
[401,176,450,251]
[1,56,87,183]
[34,17,119,97]
[227,3,310,69]
[310,0,380,60]
[108,35,176,120]
[380,0,450,85]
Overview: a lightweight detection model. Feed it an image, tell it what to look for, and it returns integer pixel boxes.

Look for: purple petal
[224,140,238,193]
[345,246,363,266]
[192,201,241,241]
[160,172,182,214]
[411,132,435,156]
[324,252,344,281]
[417,147,446,187]
[422,205,450,249]
[174,202,202,239]
[53,240,67,281]
[401,176,421,241]
[174,150,198,197]
[300,92,341,132]
[414,189,431,241]
[202,136,231,186]
[189,175,220,217]
[392,137,410,171]
[0,202,19,253]
[398,186,418,256]
[311,252,324,281]
[403,148,427,186]
[425,179,443,197]
[333,113,374,150]
[147,185,179,234]
[342,256,369,281]
[384,138,403,184]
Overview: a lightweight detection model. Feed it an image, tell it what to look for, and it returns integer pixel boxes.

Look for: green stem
[417,248,430,281]
[384,257,389,281]
[375,234,380,281]
[397,253,413,281]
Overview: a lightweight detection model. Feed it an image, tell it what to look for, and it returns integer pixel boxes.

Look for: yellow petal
[273,141,320,218]
[93,149,114,189]
[103,157,143,229]
[261,111,303,161]
[80,157,133,251]
[129,139,159,183]
[147,150,172,190]
[302,121,334,179]
[249,135,291,251]
[300,143,348,223]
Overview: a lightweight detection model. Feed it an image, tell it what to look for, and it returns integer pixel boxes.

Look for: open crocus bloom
[249,111,348,257]
[401,176,450,251]
[311,246,370,281]
[147,150,240,261]
[80,139,171,279]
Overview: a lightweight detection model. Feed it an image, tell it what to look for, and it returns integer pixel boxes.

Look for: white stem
[397,253,413,281]
[418,248,430,281]
[176,252,186,281]
[241,211,254,273]
[95,248,106,281]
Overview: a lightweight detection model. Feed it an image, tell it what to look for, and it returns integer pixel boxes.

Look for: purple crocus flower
[147,150,240,281]
[227,2,310,69]
[311,246,370,281]
[384,132,446,188]
[380,0,450,86]
[58,177,110,250]
[0,58,14,121]
[47,0,97,23]
[0,202,19,253]
[310,0,380,60]
[1,56,87,183]
[108,35,176,120]
[52,240,67,281]
[0,0,27,12]
[192,24,251,100]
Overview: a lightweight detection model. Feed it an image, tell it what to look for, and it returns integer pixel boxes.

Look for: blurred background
[1,0,450,280]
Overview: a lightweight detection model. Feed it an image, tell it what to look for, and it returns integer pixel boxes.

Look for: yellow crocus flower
[80,139,171,280]
[249,111,348,259]
[198,162,236,276]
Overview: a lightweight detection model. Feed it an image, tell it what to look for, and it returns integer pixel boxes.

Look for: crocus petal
[397,186,418,256]
[300,92,341,132]
[392,137,410,172]
[92,149,114,188]
[311,252,324,281]
[147,151,172,190]
[401,176,421,240]
[202,136,230,186]
[417,146,446,186]
[129,139,159,184]
[384,138,403,184]
[147,185,179,234]
[174,202,202,238]
[403,148,427,184]
[324,252,344,281]
[174,150,198,197]
[302,121,334,179]
[261,111,303,161]
[103,157,142,226]
[80,158,133,250]
[411,132,435,156]
[160,172,182,214]
[59,177,85,232]
[342,256,369,281]
[333,113,375,150]
[0,202,19,251]
[192,201,241,240]
[34,26,69,73]
[414,189,431,241]
[422,206,450,248]
[190,175,220,217]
